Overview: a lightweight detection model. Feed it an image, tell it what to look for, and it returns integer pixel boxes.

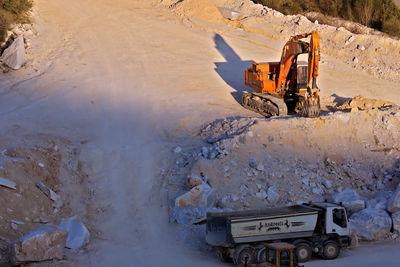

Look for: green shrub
[0,0,32,43]
[253,0,400,38]
[382,16,400,35]
[1,0,32,15]
[0,9,12,42]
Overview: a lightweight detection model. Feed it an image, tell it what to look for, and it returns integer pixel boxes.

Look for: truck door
[326,207,349,236]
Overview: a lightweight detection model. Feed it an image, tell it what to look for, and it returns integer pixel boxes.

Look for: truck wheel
[295,242,312,262]
[322,241,340,260]
[256,247,267,263]
[234,246,255,265]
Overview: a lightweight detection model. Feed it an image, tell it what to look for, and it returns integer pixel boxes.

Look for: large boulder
[349,208,392,241]
[366,191,393,210]
[333,188,365,214]
[12,225,68,265]
[58,219,90,251]
[1,35,26,70]
[392,212,400,232]
[388,184,400,213]
[175,182,216,208]
[170,207,222,225]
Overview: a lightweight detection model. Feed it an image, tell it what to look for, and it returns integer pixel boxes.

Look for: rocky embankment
[168,98,400,246]
[161,0,400,82]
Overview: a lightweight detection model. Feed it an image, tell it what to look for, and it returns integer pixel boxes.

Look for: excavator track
[242,92,288,117]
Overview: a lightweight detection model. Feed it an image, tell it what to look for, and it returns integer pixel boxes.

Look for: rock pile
[168,107,400,245]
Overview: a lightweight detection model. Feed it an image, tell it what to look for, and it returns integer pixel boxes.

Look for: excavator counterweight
[243,31,321,117]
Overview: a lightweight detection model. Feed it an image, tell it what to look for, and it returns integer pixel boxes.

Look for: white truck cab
[309,202,350,237]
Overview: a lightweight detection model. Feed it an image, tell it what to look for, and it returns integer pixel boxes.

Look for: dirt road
[1,0,399,266]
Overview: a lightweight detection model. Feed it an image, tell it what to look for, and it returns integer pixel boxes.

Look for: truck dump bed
[206,205,320,247]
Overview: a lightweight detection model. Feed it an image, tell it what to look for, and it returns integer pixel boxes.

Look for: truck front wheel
[295,242,312,262]
[322,241,340,260]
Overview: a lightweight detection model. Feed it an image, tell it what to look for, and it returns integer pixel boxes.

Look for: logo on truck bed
[231,213,318,238]
[255,220,291,232]
[241,220,306,233]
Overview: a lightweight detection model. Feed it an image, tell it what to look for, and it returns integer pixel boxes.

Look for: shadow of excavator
[213,34,255,105]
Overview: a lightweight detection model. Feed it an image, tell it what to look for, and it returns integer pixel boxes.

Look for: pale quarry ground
[0,0,399,266]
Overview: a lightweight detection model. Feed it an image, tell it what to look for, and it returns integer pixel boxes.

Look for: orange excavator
[243,31,321,117]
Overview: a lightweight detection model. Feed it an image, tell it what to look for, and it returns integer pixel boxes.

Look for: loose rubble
[0,177,16,190]
[36,182,63,208]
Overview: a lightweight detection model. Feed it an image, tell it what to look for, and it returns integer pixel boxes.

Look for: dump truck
[243,32,321,118]
[206,202,350,264]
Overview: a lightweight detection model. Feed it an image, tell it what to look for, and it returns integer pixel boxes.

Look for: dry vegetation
[0,0,32,42]
[253,0,400,37]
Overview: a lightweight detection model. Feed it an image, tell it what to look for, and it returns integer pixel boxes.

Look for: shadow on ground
[213,34,254,105]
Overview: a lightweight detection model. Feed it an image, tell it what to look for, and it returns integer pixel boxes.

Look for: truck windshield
[280,250,290,267]
[333,208,347,228]
[266,248,276,264]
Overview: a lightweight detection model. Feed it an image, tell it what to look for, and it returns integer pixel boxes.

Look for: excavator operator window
[296,64,308,89]
[280,250,291,267]
[333,208,347,228]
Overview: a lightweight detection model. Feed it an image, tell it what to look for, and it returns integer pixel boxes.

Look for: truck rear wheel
[234,246,255,265]
[322,241,340,260]
[256,247,267,263]
[295,242,312,262]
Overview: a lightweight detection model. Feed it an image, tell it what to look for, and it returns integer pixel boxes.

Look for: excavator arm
[276,31,320,93]
[308,31,320,90]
